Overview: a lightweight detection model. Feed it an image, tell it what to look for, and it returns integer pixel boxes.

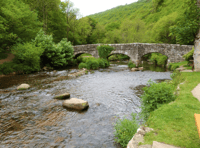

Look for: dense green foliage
[89,0,199,45]
[140,80,176,121]
[97,45,114,59]
[108,54,130,61]
[33,29,74,68]
[128,61,136,68]
[114,113,139,148]
[0,0,42,52]
[183,47,194,61]
[78,62,87,69]
[11,42,44,72]
[0,53,8,60]
[149,53,168,66]
[78,56,109,70]
[168,63,180,71]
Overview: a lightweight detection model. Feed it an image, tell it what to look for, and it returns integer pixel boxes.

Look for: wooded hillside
[89,0,199,45]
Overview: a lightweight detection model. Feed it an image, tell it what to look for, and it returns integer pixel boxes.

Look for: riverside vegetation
[113,49,196,147]
[114,70,200,148]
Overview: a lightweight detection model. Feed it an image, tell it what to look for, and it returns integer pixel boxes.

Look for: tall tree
[0,0,42,52]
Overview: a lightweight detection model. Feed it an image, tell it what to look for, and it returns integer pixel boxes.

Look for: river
[0,63,171,148]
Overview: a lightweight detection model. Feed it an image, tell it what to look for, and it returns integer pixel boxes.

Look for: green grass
[169,61,188,70]
[141,72,200,148]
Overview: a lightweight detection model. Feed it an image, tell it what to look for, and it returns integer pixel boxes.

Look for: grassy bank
[169,61,193,71]
[141,72,200,148]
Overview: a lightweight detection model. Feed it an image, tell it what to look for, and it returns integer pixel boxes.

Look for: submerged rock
[62,98,89,110]
[54,93,70,100]
[17,84,30,90]
[138,67,144,71]
[131,68,139,71]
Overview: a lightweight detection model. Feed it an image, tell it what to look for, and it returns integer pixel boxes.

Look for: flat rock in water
[17,84,30,90]
[63,98,89,110]
[54,93,70,100]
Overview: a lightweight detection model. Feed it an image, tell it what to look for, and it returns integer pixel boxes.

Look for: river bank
[139,72,200,148]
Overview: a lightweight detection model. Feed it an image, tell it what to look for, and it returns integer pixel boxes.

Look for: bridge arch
[140,52,168,66]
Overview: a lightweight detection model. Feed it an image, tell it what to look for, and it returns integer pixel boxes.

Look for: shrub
[33,29,74,68]
[168,63,180,71]
[82,57,95,63]
[183,47,194,66]
[104,59,110,67]
[97,45,114,59]
[86,59,99,70]
[149,53,168,66]
[140,80,176,121]
[114,113,139,147]
[11,42,44,73]
[98,58,106,68]
[78,62,87,69]
[0,62,15,74]
[128,61,136,68]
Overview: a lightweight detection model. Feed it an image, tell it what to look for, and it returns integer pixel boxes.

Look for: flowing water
[0,63,171,148]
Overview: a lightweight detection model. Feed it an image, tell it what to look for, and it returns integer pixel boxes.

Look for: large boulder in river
[54,93,70,100]
[17,84,30,90]
[63,98,89,110]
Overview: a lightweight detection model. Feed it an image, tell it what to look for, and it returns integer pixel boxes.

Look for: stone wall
[73,43,193,66]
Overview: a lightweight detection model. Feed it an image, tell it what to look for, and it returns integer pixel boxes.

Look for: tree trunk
[194,0,200,71]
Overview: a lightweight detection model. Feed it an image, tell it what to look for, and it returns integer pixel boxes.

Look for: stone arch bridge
[73,43,193,66]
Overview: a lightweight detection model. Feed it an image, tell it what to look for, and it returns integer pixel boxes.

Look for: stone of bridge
[73,43,193,66]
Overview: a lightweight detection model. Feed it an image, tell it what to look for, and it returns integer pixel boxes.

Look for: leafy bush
[33,29,74,68]
[97,45,114,59]
[140,80,176,121]
[86,59,99,70]
[114,113,139,147]
[11,42,44,72]
[82,57,96,63]
[168,63,180,71]
[149,53,168,66]
[78,62,87,69]
[183,47,194,62]
[108,54,130,61]
[128,61,136,68]
[98,58,106,68]
[0,62,15,74]
[104,59,110,67]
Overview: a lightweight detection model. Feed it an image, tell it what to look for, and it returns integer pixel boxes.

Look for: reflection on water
[142,61,167,72]
[0,64,172,148]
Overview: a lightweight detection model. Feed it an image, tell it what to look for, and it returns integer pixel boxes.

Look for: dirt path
[0,53,15,64]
